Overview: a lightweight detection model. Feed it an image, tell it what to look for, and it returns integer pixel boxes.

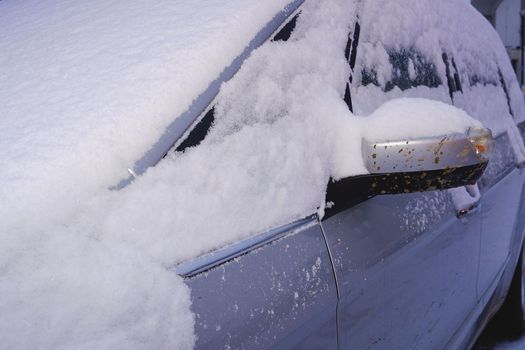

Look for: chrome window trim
[175,215,318,278]
[115,0,305,189]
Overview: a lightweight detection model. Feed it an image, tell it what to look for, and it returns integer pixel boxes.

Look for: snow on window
[0,0,489,348]
[352,0,525,161]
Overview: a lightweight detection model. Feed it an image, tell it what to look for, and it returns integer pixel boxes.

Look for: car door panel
[477,133,524,299]
[322,189,479,349]
[320,205,387,349]
[381,192,480,349]
[183,219,338,349]
[337,5,482,346]
[519,122,525,140]
[479,168,525,294]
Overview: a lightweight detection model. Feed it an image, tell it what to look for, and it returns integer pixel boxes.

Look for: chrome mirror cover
[362,128,493,175]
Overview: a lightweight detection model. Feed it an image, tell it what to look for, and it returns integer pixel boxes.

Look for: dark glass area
[349,22,360,70]
[175,107,215,152]
[468,75,498,87]
[479,132,515,190]
[344,83,353,112]
[361,67,380,87]
[360,47,441,92]
[384,48,442,92]
[451,58,463,93]
[343,22,361,111]
[273,13,299,42]
[442,52,456,100]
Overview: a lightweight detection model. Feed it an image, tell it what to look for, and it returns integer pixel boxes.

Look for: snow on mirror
[328,98,493,210]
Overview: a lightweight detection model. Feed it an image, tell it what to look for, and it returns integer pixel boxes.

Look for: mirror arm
[324,162,488,220]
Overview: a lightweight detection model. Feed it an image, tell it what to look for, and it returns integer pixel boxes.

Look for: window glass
[455,65,514,136]
[352,42,450,116]
[272,13,300,42]
[176,107,215,153]
[343,22,361,112]
[467,75,498,87]
[360,47,441,92]
[479,133,515,189]
[441,53,464,101]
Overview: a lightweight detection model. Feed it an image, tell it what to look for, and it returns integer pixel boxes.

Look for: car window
[360,47,442,92]
[351,40,451,115]
[496,56,525,123]
[441,52,463,101]
[175,107,215,152]
[272,12,300,42]
[451,55,515,135]
[465,73,499,88]
[343,21,361,112]
[479,133,516,190]
[174,11,301,154]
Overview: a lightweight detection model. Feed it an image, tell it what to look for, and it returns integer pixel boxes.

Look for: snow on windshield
[0,0,485,348]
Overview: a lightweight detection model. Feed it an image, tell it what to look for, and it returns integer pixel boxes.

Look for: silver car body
[172,1,525,349]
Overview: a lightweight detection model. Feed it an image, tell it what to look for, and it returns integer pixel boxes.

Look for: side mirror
[361,127,493,194]
[325,98,494,214]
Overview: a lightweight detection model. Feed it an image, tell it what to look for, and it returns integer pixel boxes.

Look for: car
[1,0,524,349]
[169,0,525,349]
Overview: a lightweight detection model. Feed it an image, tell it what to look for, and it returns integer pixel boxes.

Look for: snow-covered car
[1,0,525,349]
[176,1,525,349]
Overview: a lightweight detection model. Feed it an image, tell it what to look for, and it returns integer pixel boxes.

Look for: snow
[0,0,295,348]
[361,98,482,141]
[0,0,498,348]
[352,0,525,161]
[0,0,293,226]
[330,98,482,180]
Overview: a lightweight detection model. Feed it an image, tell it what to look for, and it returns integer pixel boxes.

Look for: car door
[441,4,525,303]
[179,216,338,349]
[320,3,481,348]
[172,10,340,348]
[477,132,524,302]
[461,60,525,302]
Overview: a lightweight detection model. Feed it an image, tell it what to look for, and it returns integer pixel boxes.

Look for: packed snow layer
[0,0,489,348]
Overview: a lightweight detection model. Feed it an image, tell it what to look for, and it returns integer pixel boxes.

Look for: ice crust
[0,0,516,348]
